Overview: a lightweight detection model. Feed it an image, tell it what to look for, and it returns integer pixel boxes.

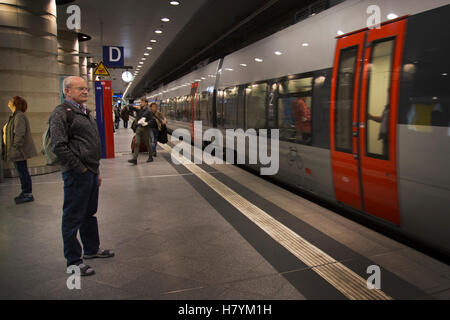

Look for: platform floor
[0,127,449,300]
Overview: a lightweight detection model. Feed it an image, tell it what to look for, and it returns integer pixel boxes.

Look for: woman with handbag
[2,96,38,204]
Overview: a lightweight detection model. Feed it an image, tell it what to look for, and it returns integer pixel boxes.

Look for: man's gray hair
[63,76,87,90]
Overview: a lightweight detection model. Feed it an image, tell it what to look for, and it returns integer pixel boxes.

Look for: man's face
[65,78,89,104]
[151,104,157,113]
[140,100,146,108]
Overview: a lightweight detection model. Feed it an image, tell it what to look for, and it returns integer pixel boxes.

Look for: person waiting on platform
[149,103,167,157]
[114,105,121,130]
[128,98,154,165]
[49,76,114,276]
[2,96,38,204]
[121,105,130,129]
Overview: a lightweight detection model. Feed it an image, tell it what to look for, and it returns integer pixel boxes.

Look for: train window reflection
[245,83,267,130]
[223,87,239,129]
[366,39,395,159]
[335,46,358,153]
[277,76,313,145]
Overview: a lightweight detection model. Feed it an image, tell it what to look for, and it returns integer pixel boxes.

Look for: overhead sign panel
[94,61,110,77]
[103,46,124,67]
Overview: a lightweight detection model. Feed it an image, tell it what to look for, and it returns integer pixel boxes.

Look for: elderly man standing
[49,76,114,276]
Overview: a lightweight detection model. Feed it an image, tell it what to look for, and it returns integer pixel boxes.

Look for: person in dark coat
[49,76,114,276]
[121,105,130,129]
[2,96,38,204]
[128,98,153,165]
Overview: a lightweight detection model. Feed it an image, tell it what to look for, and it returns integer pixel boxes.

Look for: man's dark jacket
[49,100,102,174]
[136,106,155,128]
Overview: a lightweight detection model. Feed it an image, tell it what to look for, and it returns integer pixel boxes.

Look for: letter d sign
[103,46,124,67]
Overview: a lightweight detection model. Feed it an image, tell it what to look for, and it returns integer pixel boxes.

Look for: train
[141,0,450,257]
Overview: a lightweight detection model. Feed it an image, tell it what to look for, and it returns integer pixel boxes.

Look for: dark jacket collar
[63,100,91,116]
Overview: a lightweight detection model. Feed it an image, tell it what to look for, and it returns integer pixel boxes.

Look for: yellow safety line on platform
[159,142,392,300]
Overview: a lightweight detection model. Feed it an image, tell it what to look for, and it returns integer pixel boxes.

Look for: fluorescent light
[274,51,282,56]
[337,30,344,36]
[141,58,146,60]
[162,17,170,22]
[150,40,157,43]
[170,1,180,5]
[240,63,247,67]
[255,58,263,62]
[144,53,149,56]
[225,68,234,71]
[155,30,163,34]
[387,13,398,20]
[146,47,152,50]
[139,62,144,64]
[302,43,309,47]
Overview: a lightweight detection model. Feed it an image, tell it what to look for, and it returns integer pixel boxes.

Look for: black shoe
[153,152,157,157]
[15,193,34,204]
[66,263,95,277]
[128,159,137,165]
[147,158,153,163]
[84,248,115,260]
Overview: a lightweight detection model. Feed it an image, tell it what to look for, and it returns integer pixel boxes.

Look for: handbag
[157,124,168,144]
[131,119,138,133]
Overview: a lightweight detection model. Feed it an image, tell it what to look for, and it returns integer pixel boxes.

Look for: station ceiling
[56,0,320,99]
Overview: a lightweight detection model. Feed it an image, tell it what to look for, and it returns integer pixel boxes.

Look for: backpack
[41,107,74,166]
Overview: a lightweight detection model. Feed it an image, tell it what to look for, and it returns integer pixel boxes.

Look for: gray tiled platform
[0,127,449,300]
[0,127,305,300]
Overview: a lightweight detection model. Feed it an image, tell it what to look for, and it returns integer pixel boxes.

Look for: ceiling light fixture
[170,1,180,5]
[146,47,152,50]
[302,43,309,47]
[150,40,157,43]
[255,58,263,62]
[144,53,149,56]
[337,30,344,36]
[274,51,282,55]
[155,30,163,34]
[240,63,247,67]
[162,17,170,22]
[387,13,398,20]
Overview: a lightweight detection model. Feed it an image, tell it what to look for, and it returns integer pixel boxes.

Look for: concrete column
[0,0,60,178]
[57,29,79,77]
[87,57,95,112]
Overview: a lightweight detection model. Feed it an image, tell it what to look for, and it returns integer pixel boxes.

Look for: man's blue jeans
[150,128,159,153]
[62,170,100,266]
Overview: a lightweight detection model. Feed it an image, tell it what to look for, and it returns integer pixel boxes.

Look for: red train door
[330,18,407,225]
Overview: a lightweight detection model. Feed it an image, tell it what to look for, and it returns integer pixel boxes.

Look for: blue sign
[103,46,124,67]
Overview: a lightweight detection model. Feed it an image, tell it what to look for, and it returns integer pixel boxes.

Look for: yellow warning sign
[94,61,110,77]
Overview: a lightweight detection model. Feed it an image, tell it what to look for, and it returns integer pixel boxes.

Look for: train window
[312,69,332,149]
[277,76,313,145]
[216,90,225,127]
[399,6,450,133]
[223,87,239,129]
[199,92,210,126]
[245,83,267,130]
[335,46,358,153]
[366,39,395,159]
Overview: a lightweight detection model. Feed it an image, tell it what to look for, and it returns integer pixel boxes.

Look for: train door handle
[353,154,359,160]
